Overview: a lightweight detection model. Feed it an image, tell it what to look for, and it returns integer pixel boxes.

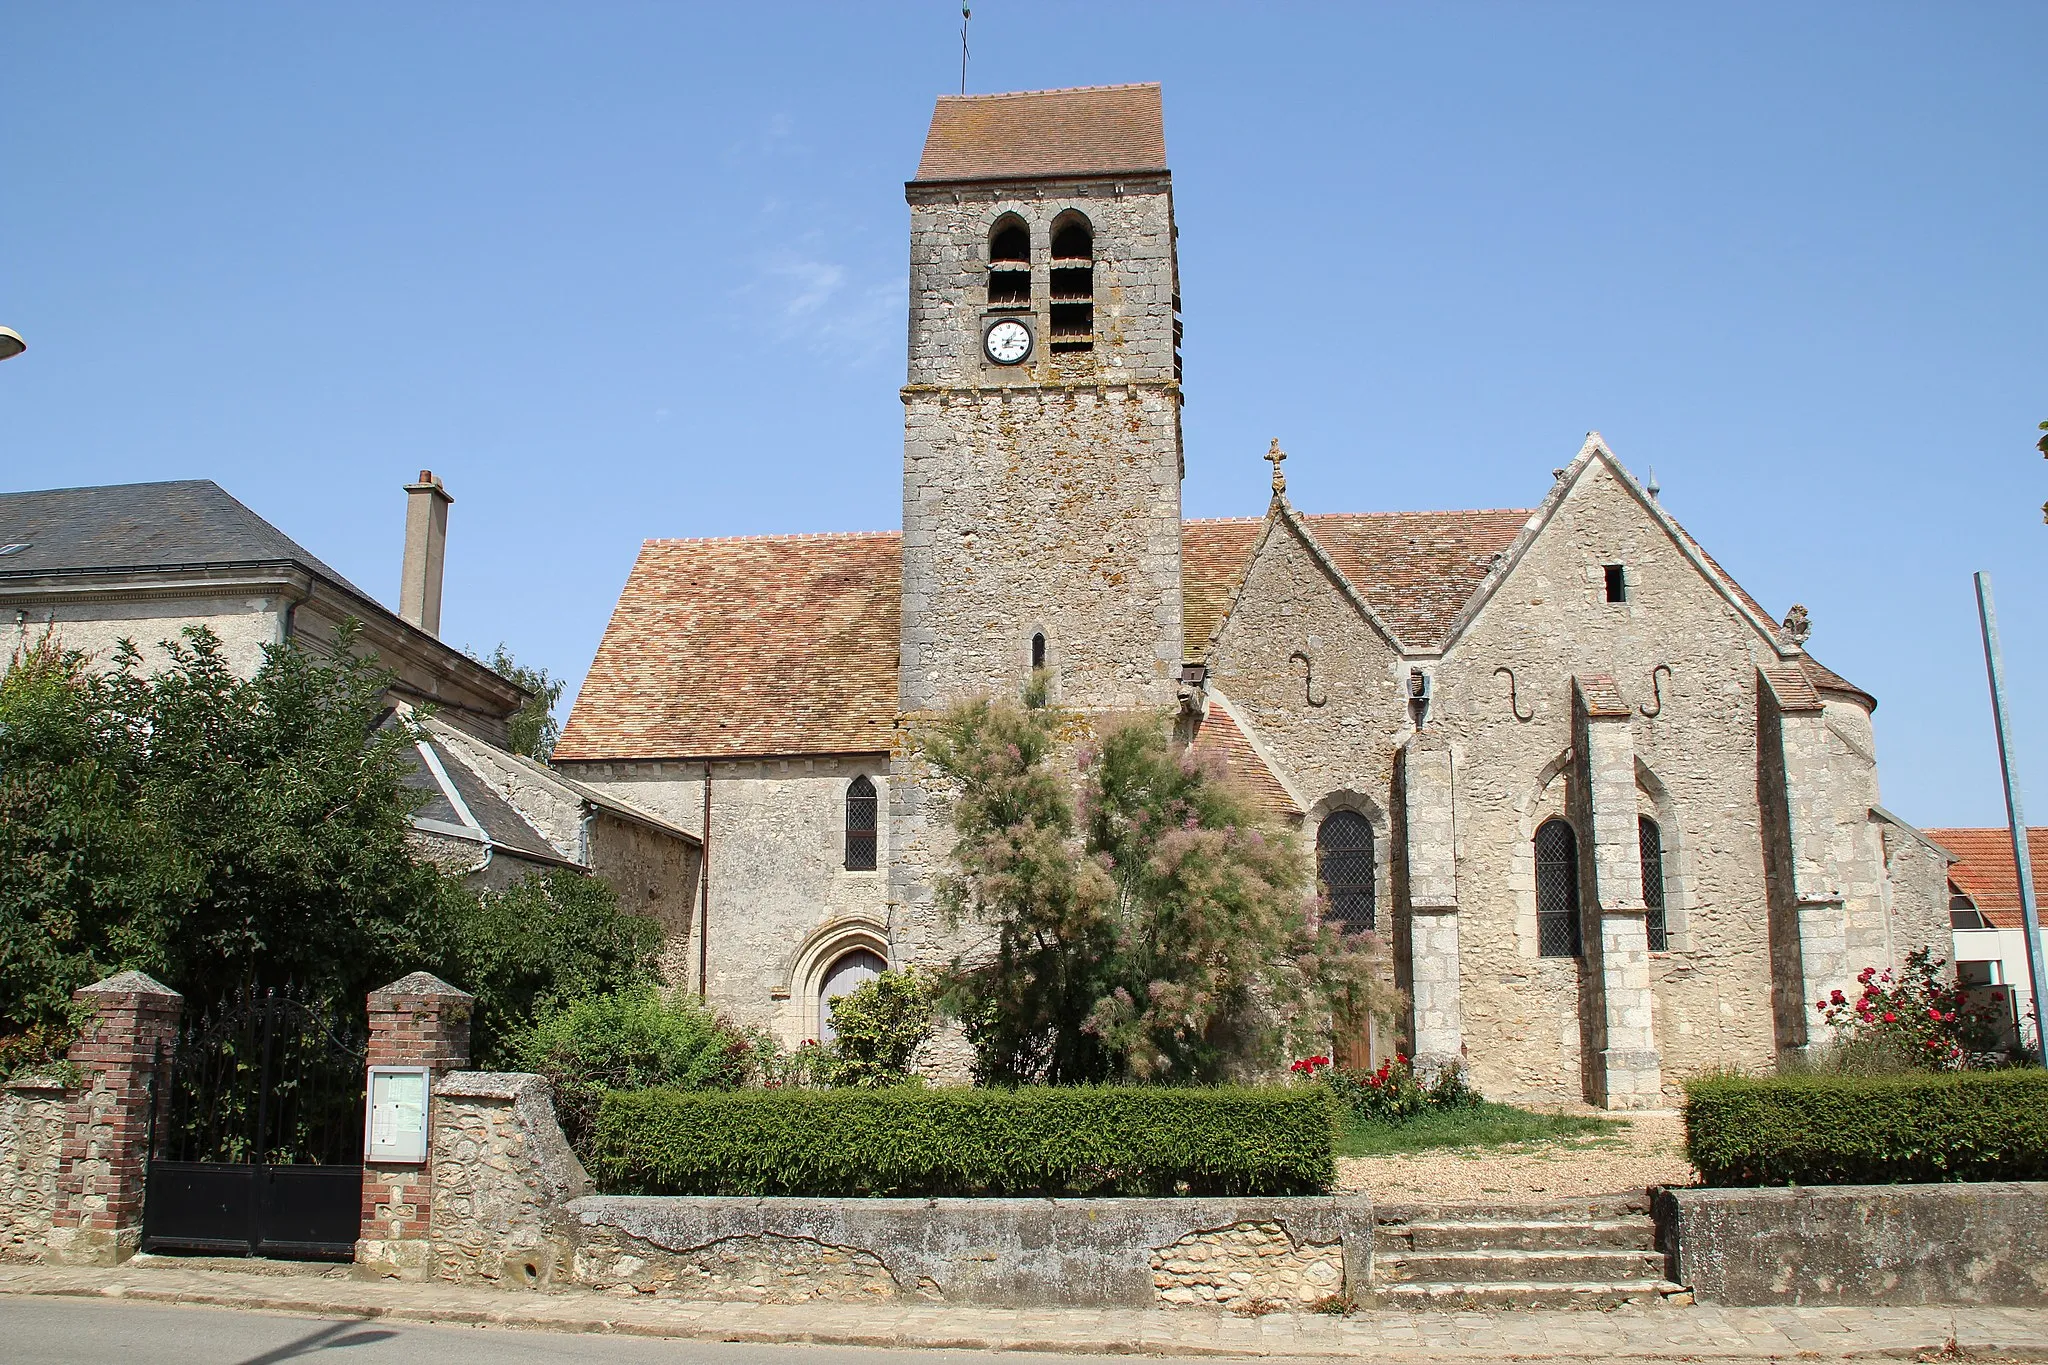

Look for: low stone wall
[569,1195,1369,1308]
[401,1069,1373,1309]
[1660,1183,2048,1306]
[427,1073,591,1287]
[0,1076,70,1262]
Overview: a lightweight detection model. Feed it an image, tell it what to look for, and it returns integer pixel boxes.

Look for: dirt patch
[1336,1110,1696,1204]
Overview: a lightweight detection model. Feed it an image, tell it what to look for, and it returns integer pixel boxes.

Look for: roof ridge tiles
[642,529,901,546]
[936,82,1162,102]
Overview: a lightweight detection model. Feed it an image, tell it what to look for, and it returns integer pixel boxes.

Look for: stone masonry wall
[0,1077,69,1261]
[1431,459,1789,1102]
[1150,1220,1346,1308]
[4,595,287,681]
[428,1073,589,1288]
[558,757,892,1044]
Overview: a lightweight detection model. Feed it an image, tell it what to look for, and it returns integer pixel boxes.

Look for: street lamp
[0,328,23,361]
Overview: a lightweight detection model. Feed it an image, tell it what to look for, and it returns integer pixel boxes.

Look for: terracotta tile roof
[1180,510,1529,653]
[1574,674,1632,717]
[1190,704,1302,820]
[1925,826,2048,929]
[1180,518,1263,650]
[1759,662,1825,713]
[554,532,900,763]
[914,84,1167,183]
[559,503,1869,762]
[1800,655,1876,711]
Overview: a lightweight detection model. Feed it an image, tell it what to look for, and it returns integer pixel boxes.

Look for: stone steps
[1371,1278,1685,1309]
[1377,1246,1671,1284]
[1369,1196,1686,1309]
[1386,1217,1653,1252]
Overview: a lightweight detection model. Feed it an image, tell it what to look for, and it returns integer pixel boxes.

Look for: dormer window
[987,215,1030,307]
[1048,210,1093,353]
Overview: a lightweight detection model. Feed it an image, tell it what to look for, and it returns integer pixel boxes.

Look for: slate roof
[0,479,368,597]
[1925,827,2048,930]
[914,84,1167,184]
[388,713,574,865]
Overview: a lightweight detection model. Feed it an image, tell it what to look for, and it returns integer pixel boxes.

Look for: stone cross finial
[1265,439,1286,494]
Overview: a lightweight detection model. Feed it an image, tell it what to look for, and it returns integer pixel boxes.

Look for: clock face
[984,319,1032,365]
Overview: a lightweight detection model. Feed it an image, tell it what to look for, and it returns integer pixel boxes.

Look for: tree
[926,684,1396,1086]
[0,625,664,1077]
[450,868,661,1068]
[474,643,565,760]
[0,624,450,1057]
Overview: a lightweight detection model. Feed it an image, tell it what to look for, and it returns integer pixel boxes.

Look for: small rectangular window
[1604,564,1627,603]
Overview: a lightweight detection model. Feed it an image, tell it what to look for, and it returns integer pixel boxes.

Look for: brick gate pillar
[48,971,183,1265]
[355,971,472,1280]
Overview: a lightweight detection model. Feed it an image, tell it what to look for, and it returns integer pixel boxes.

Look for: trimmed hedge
[1685,1069,2048,1186]
[593,1085,1336,1197]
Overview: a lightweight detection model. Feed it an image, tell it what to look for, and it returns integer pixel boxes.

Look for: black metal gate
[143,984,368,1260]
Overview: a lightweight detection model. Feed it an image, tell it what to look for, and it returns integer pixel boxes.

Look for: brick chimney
[399,470,453,636]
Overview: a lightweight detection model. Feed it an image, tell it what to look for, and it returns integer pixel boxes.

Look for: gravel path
[1336,1110,1697,1203]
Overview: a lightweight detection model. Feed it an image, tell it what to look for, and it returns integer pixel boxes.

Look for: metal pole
[1974,571,2048,1065]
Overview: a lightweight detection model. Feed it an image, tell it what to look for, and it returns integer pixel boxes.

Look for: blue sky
[3,4,2043,827]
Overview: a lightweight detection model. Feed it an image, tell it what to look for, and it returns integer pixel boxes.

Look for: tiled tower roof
[913,83,1167,183]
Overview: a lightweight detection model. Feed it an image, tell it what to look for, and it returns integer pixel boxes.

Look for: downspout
[699,761,713,1003]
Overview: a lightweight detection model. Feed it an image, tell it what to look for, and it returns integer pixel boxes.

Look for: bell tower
[898,83,1185,715]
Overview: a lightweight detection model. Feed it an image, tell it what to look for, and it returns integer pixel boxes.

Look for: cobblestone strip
[0,1261,2041,1359]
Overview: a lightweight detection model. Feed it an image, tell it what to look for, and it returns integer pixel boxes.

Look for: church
[553,84,1952,1108]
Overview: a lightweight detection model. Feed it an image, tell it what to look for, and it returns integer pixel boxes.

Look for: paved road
[4,1298,1102,1365]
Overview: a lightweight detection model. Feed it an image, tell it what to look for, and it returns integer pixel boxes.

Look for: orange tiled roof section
[1924,827,2048,930]
[1180,511,1531,652]
[1191,705,1302,820]
[559,509,1874,762]
[553,533,901,764]
[914,84,1167,183]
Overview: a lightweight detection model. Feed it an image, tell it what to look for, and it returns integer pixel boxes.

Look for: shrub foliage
[1685,1069,2048,1186]
[594,1084,1337,1197]
[512,988,759,1158]
[1325,1055,1479,1126]
[817,969,936,1088]
[925,687,1396,1086]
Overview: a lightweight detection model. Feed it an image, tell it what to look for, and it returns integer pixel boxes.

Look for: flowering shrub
[1288,1054,1331,1077]
[1812,949,2009,1071]
[1323,1054,1478,1125]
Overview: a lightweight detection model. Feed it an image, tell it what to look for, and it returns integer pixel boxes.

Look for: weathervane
[960,5,970,95]
[1265,438,1287,494]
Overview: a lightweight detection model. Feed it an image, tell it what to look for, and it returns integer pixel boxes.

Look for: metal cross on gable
[1265,438,1286,494]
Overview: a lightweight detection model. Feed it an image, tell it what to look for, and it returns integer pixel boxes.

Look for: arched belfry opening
[987,214,1030,307]
[1048,209,1094,353]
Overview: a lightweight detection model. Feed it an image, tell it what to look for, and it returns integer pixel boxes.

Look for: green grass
[1335,1101,1622,1157]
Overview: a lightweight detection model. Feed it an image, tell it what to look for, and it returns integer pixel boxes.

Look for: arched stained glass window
[1535,818,1582,958]
[844,775,878,871]
[1639,816,1668,952]
[1317,810,1375,932]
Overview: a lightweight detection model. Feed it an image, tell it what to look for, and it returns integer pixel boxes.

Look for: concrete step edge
[1378,1248,1667,1264]
[1372,1279,1685,1297]
[1384,1227,1654,1236]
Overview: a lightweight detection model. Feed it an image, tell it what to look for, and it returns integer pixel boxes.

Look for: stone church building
[555,84,1951,1107]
